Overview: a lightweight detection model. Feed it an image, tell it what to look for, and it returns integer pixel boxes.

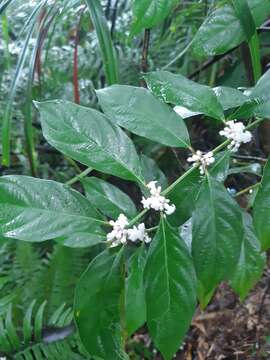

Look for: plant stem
[232,154,267,162]
[162,164,199,196]
[235,182,260,197]
[128,117,262,226]
[140,28,151,87]
[129,209,148,227]
[65,167,93,186]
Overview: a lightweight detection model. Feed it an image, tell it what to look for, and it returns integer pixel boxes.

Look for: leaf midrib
[45,113,144,185]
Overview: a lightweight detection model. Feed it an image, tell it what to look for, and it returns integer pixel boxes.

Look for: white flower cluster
[141,181,176,215]
[219,120,252,152]
[187,150,215,175]
[107,214,151,247]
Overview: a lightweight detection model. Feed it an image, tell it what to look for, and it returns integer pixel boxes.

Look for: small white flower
[107,214,151,246]
[127,223,151,243]
[141,181,176,216]
[187,150,215,175]
[107,213,129,247]
[219,120,252,152]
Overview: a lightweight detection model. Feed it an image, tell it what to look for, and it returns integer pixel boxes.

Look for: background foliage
[1,0,270,359]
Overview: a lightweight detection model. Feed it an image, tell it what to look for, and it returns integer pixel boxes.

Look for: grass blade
[84,0,119,85]
[231,0,261,83]
[1,14,11,69]
[1,0,47,167]
[0,0,16,15]
[24,5,58,176]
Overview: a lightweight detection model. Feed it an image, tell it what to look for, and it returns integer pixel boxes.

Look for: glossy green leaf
[228,97,265,119]
[253,158,270,250]
[97,85,190,148]
[75,248,126,360]
[233,69,270,118]
[125,245,147,336]
[145,71,224,120]
[230,213,265,300]
[192,176,243,299]
[141,154,168,190]
[168,168,201,227]
[56,232,105,248]
[209,151,231,182]
[192,0,270,58]
[250,68,270,98]
[213,86,247,110]
[145,217,197,360]
[0,175,105,242]
[36,100,144,184]
[131,0,178,35]
[82,176,137,219]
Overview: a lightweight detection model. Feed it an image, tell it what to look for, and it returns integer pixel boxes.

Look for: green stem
[235,182,260,197]
[2,14,10,69]
[128,209,148,227]
[128,118,261,227]
[65,167,93,186]
[147,225,159,233]
[162,164,199,196]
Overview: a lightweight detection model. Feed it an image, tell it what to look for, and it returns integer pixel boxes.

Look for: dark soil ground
[130,258,270,360]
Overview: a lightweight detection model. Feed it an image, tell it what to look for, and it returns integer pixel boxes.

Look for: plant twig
[65,167,93,186]
[235,182,260,197]
[127,117,264,227]
[232,154,267,162]
[140,28,151,87]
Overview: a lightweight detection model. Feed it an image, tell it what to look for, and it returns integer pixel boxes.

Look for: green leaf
[250,68,270,99]
[228,97,265,120]
[125,245,147,336]
[230,213,265,300]
[35,100,144,184]
[232,69,270,118]
[6,305,20,350]
[231,0,256,40]
[34,301,47,341]
[75,248,126,360]
[23,299,36,344]
[144,218,197,360]
[192,0,270,58]
[192,176,243,299]
[0,175,105,242]
[213,86,247,110]
[145,71,224,121]
[209,151,231,182]
[253,158,270,250]
[231,0,261,82]
[131,0,178,35]
[84,0,119,85]
[140,154,168,190]
[228,163,262,176]
[168,168,201,227]
[56,232,105,248]
[1,0,46,166]
[82,176,137,219]
[97,85,190,148]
